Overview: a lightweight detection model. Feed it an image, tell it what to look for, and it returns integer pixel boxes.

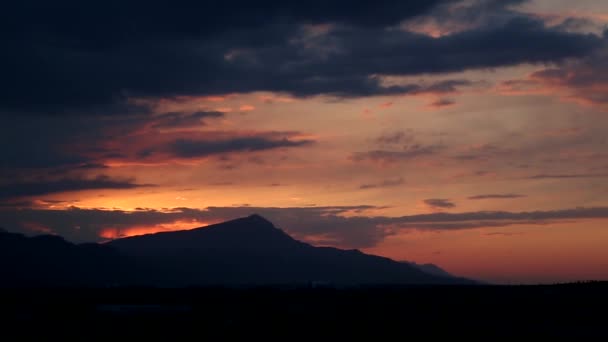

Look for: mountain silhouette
[1,215,474,287]
[403,261,454,278]
[0,231,127,287]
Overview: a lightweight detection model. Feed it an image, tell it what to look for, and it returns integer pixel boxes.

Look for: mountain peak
[210,214,280,234]
[206,214,291,241]
[243,214,273,225]
[108,214,296,253]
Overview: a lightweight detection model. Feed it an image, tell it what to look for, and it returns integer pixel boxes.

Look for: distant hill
[1,215,475,287]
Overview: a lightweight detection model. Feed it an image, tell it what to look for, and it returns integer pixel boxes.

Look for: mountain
[404,261,454,278]
[0,231,128,287]
[1,215,474,287]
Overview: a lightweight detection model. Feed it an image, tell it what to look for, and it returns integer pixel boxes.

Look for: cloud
[527,173,608,179]
[352,145,443,163]
[0,2,603,115]
[468,194,527,200]
[167,136,314,159]
[208,182,234,186]
[355,130,445,164]
[0,205,389,248]
[500,36,608,109]
[0,112,315,179]
[0,175,152,200]
[375,130,416,146]
[484,232,525,237]
[429,98,456,108]
[529,46,608,108]
[4,205,608,249]
[422,80,473,93]
[150,111,224,129]
[424,198,456,209]
[452,143,510,161]
[359,177,405,189]
[118,130,309,166]
[406,0,529,37]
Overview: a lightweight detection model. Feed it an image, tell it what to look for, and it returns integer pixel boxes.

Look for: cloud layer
[1,1,604,115]
[3,205,608,249]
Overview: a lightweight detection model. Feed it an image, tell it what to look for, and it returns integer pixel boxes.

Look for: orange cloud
[239,104,255,111]
[99,219,210,240]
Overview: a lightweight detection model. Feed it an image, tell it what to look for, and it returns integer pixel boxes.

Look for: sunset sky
[2,0,608,284]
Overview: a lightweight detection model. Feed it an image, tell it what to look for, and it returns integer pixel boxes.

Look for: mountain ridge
[1,215,476,287]
[403,261,454,278]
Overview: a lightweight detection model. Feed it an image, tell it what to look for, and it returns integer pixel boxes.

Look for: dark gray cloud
[355,130,444,163]
[424,198,456,209]
[423,80,473,93]
[484,232,525,236]
[504,35,608,106]
[0,116,98,170]
[468,194,527,200]
[0,112,314,181]
[359,177,405,189]
[411,0,528,31]
[0,175,152,200]
[0,0,446,114]
[375,130,416,146]
[167,136,315,159]
[3,205,608,249]
[352,145,443,163]
[452,143,511,161]
[1,0,448,36]
[151,111,224,129]
[0,1,603,115]
[531,50,608,105]
[429,98,456,108]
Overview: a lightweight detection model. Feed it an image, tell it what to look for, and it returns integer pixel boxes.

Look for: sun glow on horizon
[99,219,211,240]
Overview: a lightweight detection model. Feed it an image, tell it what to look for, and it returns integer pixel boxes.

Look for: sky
[2,0,608,284]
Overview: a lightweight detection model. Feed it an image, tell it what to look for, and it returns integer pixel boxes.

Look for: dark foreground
[3,282,608,340]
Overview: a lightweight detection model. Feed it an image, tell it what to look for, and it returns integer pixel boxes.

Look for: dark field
[3,282,608,340]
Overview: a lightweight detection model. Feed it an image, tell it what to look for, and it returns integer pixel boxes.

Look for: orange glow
[239,105,255,111]
[365,219,608,284]
[99,220,210,240]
